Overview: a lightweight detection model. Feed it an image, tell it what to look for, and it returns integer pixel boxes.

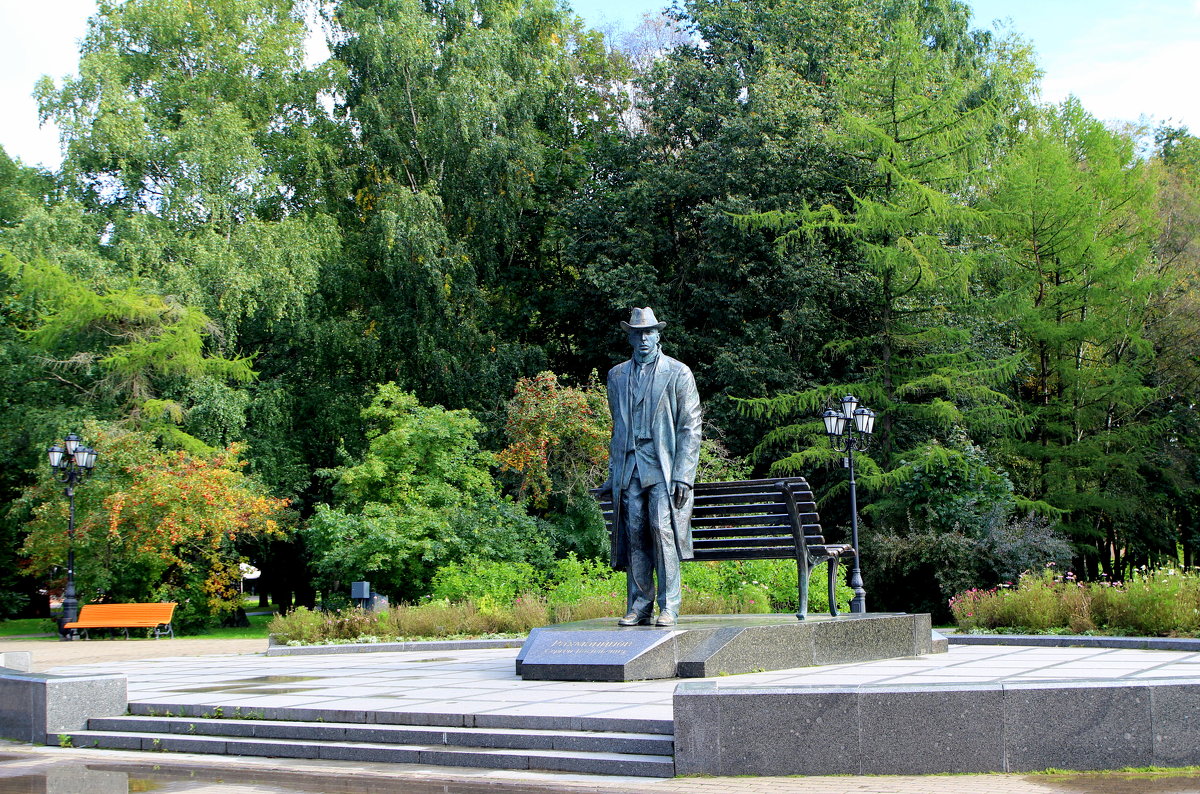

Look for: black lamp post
[822,395,875,614]
[47,432,98,640]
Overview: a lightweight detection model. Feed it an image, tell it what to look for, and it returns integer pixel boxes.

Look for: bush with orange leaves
[18,422,289,632]
[497,371,609,509]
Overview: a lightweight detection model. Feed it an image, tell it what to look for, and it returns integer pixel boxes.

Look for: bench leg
[827,557,840,618]
[796,556,811,620]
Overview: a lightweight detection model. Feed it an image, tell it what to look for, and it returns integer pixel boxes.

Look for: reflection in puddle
[5,758,1200,794]
[176,686,322,694]
[0,759,558,794]
[223,676,320,684]
[1034,771,1200,793]
[176,676,324,694]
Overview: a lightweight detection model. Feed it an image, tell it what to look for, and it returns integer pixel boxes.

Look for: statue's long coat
[605,354,702,571]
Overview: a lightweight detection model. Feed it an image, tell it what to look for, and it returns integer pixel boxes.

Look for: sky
[2,0,1197,171]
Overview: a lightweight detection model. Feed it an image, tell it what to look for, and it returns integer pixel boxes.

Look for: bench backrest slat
[691,513,789,528]
[692,477,806,493]
[692,491,790,507]
[592,477,829,564]
[696,536,796,549]
[691,506,782,520]
[74,603,176,623]
[693,528,825,541]
[691,548,804,561]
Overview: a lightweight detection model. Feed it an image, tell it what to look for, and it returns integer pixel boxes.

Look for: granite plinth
[674,677,1200,775]
[515,612,937,681]
[0,669,127,743]
[0,651,31,672]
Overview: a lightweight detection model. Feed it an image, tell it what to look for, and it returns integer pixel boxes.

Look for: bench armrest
[776,480,811,561]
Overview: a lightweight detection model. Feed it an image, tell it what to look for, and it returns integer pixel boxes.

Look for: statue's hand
[672,482,691,510]
[598,479,613,498]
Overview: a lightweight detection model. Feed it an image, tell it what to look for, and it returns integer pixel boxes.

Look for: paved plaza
[6,638,1200,791]
[40,642,1200,724]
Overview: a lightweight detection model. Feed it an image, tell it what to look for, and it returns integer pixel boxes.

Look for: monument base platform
[515,612,938,682]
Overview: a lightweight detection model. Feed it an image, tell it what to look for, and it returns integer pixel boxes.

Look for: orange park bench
[63,602,177,639]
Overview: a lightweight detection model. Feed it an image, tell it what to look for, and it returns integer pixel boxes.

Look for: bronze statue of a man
[599,307,702,627]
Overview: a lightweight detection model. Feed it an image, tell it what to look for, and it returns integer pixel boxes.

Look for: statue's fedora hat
[621,307,667,331]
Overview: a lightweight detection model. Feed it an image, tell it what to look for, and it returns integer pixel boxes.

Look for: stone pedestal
[0,669,127,744]
[515,612,936,682]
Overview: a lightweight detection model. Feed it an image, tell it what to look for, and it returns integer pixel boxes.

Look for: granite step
[58,729,676,777]
[126,701,674,735]
[85,715,674,756]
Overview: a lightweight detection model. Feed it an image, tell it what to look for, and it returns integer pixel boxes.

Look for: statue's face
[628,327,661,363]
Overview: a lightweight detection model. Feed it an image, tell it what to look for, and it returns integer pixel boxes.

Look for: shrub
[430,558,544,605]
[681,559,852,614]
[303,385,551,600]
[270,556,857,645]
[950,567,1200,636]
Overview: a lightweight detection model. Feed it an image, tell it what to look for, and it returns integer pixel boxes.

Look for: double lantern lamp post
[47,433,98,640]
[822,395,875,614]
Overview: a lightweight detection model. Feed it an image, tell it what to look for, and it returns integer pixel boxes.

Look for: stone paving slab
[40,641,1200,728]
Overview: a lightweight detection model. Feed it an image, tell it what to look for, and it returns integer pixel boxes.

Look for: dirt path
[0,636,267,671]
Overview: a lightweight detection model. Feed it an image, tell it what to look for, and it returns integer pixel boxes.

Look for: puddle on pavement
[1033,771,1200,793]
[176,685,321,694]
[6,758,1200,794]
[0,759,557,794]
[412,658,454,663]
[222,675,320,684]
[176,676,323,694]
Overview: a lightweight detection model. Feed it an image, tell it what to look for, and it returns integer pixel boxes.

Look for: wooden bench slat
[603,503,819,523]
[693,548,797,561]
[692,502,786,516]
[695,540,796,552]
[691,513,789,527]
[692,491,800,506]
[694,529,825,543]
[692,477,809,494]
[689,524,810,539]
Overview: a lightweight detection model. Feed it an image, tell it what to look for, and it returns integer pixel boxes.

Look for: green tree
[497,371,610,557]
[33,0,341,342]
[302,383,550,600]
[1150,124,1200,569]
[15,422,287,632]
[1,251,254,451]
[721,2,1046,612]
[561,0,887,455]
[981,101,1172,579]
[322,0,616,414]
[737,4,1037,478]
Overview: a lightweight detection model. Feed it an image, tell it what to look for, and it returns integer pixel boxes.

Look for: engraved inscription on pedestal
[517,628,679,681]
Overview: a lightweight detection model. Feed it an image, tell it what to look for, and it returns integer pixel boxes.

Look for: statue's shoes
[617,612,652,626]
[655,611,677,627]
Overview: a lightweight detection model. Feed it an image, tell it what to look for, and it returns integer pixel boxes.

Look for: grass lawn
[196,612,273,639]
[0,617,56,636]
[1,612,274,640]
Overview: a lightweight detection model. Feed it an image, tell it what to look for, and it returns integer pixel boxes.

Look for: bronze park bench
[593,477,855,618]
[62,602,177,639]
